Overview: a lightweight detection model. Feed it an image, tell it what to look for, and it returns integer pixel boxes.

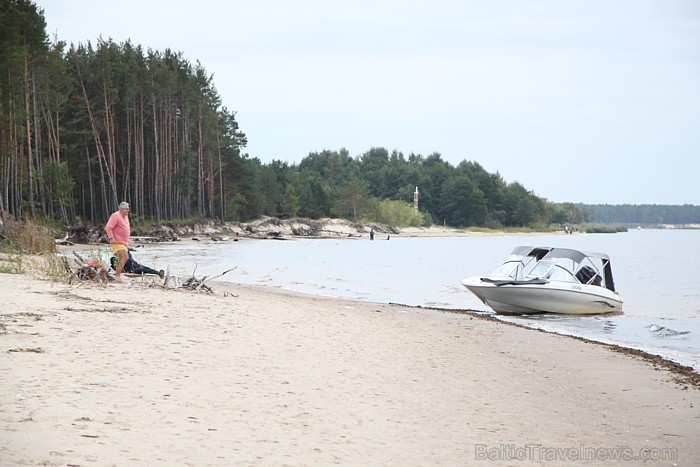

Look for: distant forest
[1,1,697,231]
[581,204,700,226]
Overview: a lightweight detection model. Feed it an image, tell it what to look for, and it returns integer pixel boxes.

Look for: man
[110,251,165,279]
[104,201,131,283]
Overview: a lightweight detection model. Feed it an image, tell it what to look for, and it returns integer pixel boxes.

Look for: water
[134,229,700,370]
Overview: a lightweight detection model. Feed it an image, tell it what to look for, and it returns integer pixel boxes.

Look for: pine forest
[2,1,698,232]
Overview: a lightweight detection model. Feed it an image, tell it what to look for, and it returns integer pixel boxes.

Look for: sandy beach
[1,271,699,466]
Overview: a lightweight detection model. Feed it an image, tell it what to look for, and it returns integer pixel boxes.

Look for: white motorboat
[462,247,623,315]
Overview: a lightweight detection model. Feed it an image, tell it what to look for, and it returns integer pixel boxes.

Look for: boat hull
[462,277,623,315]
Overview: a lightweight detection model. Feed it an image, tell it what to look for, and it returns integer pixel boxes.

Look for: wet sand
[1,272,698,466]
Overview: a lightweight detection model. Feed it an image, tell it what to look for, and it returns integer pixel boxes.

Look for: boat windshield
[490,247,551,279]
[490,261,518,277]
[526,259,578,283]
[490,258,538,278]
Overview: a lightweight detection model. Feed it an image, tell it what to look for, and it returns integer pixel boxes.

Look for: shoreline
[2,273,699,465]
[57,218,567,246]
[54,216,700,248]
[438,306,700,387]
[251,285,700,388]
[52,226,553,257]
[55,237,700,379]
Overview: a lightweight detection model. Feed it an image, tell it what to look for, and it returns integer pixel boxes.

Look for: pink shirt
[105,211,131,246]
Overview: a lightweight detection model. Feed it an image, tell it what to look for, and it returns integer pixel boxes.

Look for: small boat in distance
[462,247,623,315]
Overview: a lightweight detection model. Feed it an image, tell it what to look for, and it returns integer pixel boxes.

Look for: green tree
[295,172,331,219]
[258,164,282,217]
[375,199,424,227]
[281,183,300,218]
[417,153,452,223]
[333,175,370,221]
[359,147,389,197]
[439,174,487,227]
[503,182,540,226]
[0,0,49,219]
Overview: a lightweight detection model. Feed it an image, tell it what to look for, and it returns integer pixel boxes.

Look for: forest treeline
[1,0,247,226]
[1,1,695,232]
[582,204,700,226]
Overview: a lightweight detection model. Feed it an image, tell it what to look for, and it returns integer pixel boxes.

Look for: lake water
[134,229,700,370]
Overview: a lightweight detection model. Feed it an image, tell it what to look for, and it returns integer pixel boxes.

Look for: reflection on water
[136,229,700,370]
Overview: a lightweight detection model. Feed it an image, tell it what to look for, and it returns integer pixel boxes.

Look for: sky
[38,0,700,205]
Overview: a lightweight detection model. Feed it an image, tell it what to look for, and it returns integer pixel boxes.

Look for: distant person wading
[104,201,131,283]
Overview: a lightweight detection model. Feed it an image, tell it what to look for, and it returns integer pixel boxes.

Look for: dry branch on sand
[62,251,236,294]
[180,267,237,293]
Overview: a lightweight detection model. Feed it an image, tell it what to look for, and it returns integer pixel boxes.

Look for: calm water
[135,229,700,370]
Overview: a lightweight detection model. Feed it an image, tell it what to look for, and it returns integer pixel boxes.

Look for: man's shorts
[111,243,128,254]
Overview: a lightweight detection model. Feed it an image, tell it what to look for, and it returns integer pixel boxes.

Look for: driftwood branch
[62,254,235,295]
[180,267,237,293]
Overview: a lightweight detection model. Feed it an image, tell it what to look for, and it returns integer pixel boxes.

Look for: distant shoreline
[59,217,568,248]
[56,216,700,249]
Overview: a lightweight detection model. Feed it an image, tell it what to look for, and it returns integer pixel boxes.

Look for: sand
[1,272,698,466]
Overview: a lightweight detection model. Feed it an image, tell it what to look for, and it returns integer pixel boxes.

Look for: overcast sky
[38,0,700,205]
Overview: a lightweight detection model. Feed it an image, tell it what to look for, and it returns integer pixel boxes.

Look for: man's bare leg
[115,249,129,282]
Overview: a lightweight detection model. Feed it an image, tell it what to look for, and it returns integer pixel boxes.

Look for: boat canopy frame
[491,246,553,280]
[525,248,617,292]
